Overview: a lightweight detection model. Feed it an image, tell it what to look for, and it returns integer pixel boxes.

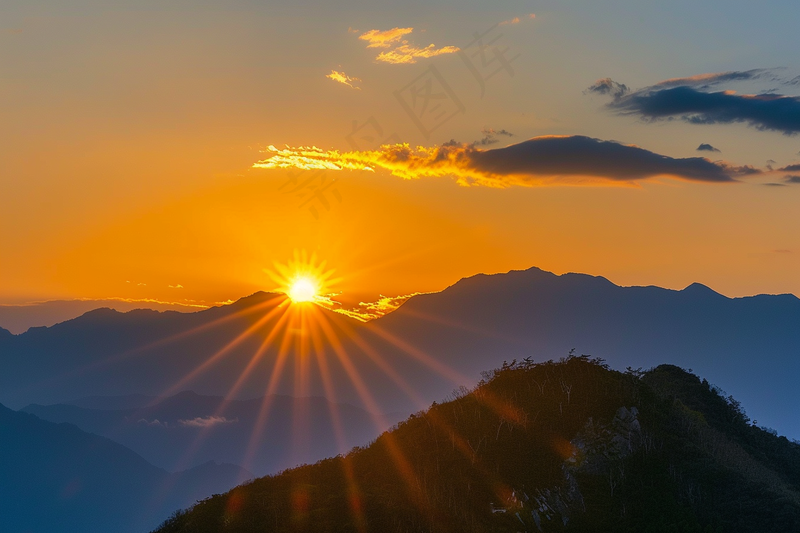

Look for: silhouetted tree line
[154,354,800,533]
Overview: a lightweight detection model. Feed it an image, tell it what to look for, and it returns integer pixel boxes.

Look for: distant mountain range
[22,391,384,475]
[0,298,200,334]
[2,267,799,441]
[0,402,250,533]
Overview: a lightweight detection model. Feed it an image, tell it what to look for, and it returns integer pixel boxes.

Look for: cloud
[137,418,168,427]
[586,78,630,98]
[650,69,777,89]
[178,416,237,428]
[168,284,184,289]
[477,127,515,146]
[254,136,758,187]
[358,27,459,64]
[326,69,361,90]
[334,293,423,321]
[358,27,413,48]
[697,143,721,153]
[785,175,800,184]
[591,70,800,135]
[779,164,800,172]
[375,43,460,64]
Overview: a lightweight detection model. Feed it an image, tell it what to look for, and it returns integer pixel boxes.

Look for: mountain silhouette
[2,268,799,440]
[0,403,251,533]
[62,392,160,410]
[152,357,800,532]
[23,391,385,475]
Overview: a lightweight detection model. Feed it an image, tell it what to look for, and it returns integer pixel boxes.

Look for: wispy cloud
[254,136,758,187]
[358,27,413,48]
[500,13,535,25]
[333,293,422,321]
[137,418,168,427]
[697,143,721,153]
[358,27,459,64]
[477,127,515,146]
[375,43,460,64]
[649,69,779,89]
[588,69,800,135]
[585,78,630,98]
[326,69,361,90]
[178,416,238,428]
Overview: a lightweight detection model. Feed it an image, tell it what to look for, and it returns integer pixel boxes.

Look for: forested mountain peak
[155,355,800,533]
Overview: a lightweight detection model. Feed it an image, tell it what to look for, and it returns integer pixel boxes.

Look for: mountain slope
[359,267,800,437]
[0,404,251,533]
[2,267,800,439]
[22,391,383,475]
[153,357,800,533]
[0,291,362,408]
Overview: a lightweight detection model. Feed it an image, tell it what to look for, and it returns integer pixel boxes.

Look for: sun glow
[267,250,340,306]
[288,277,318,303]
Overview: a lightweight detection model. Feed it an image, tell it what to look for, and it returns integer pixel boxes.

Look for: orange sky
[2,3,800,308]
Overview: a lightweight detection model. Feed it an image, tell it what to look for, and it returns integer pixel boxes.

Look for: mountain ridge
[2,267,800,440]
[152,357,800,533]
[0,402,252,533]
[21,390,385,475]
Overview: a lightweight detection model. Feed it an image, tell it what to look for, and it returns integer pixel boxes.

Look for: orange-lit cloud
[500,13,535,25]
[376,43,460,64]
[253,136,759,187]
[358,27,413,48]
[358,27,459,64]
[326,70,361,90]
[331,293,422,322]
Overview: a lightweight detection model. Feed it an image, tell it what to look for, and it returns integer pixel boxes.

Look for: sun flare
[266,250,340,306]
[288,277,318,303]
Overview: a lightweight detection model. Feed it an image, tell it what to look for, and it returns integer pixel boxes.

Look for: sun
[266,250,340,306]
[288,277,318,303]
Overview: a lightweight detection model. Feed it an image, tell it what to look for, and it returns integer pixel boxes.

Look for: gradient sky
[2,0,800,310]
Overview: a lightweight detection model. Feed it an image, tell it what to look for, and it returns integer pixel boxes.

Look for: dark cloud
[586,78,630,98]
[763,175,800,186]
[256,135,759,186]
[779,164,800,172]
[651,69,776,89]
[590,70,800,136]
[613,87,800,135]
[476,127,515,146]
[697,143,721,152]
[467,135,755,183]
